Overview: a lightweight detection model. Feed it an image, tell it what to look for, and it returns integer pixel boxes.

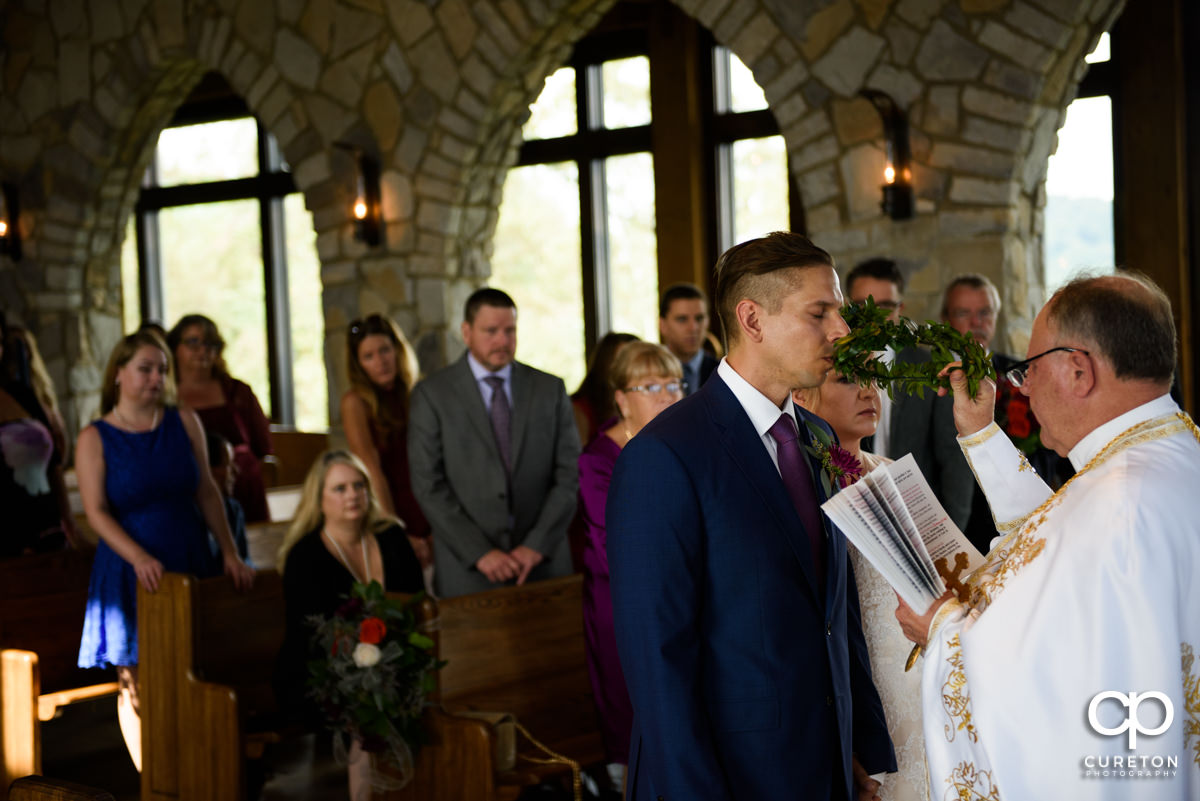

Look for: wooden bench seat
[1,550,116,791]
[386,574,605,801]
[139,571,288,801]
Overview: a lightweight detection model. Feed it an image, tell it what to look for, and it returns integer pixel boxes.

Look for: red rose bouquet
[306,580,444,788]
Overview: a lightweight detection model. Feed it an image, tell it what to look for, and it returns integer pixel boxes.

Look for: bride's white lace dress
[851,451,928,801]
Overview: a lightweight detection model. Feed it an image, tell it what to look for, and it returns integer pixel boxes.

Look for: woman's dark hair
[166,314,229,379]
[572,332,639,424]
[346,313,419,436]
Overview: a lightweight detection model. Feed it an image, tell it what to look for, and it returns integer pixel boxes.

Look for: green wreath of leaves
[833,297,995,399]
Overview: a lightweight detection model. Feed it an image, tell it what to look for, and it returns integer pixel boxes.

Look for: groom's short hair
[713,231,835,348]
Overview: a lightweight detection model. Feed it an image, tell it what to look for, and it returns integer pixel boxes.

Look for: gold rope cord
[513,720,583,801]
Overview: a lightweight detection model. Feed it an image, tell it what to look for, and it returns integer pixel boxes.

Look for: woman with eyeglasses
[341,314,431,569]
[793,371,927,801]
[577,342,684,794]
[167,314,274,522]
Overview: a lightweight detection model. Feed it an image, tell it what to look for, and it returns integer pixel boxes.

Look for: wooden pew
[139,572,287,801]
[0,551,117,791]
[5,775,115,801]
[264,428,329,488]
[387,574,604,801]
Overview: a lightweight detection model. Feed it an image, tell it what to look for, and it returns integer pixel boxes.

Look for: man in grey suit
[408,288,581,597]
[846,259,973,529]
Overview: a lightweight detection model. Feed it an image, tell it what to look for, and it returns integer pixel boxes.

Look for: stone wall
[0,0,1122,434]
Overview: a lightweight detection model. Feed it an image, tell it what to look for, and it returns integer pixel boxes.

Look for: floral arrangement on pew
[307,580,444,788]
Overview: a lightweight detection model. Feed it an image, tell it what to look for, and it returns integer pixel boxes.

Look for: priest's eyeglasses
[1005,347,1090,387]
[624,381,686,396]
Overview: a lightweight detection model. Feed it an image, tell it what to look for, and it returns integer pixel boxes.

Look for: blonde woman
[75,329,254,770]
[794,371,927,801]
[274,450,423,800]
[577,342,684,794]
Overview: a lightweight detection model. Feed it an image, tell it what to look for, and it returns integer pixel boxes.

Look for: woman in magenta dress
[168,314,273,522]
[577,342,683,793]
[340,314,431,569]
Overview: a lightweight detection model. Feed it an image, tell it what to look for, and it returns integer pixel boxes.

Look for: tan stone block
[411,33,460,104]
[793,133,841,171]
[235,0,276,54]
[856,0,893,29]
[797,163,840,207]
[387,0,435,47]
[321,42,374,105]
[275,28,321,90]
[330,4,382,60]
[436,0,477,59]
[728,12,778,68]
[800,0,854,62]
[978,22,1052,71]
[832,96,882,145]
[839,142,888,222]
[303,93,353,142]
[362,258,410,304]
[299,0,334,53]
[57,39,90,105]
[380,170,413,222]
[361,81,400,152]
[959,0,1007,12]
[153,0,185,49]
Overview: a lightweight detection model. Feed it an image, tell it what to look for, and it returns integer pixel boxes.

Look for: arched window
[1043,33,1115,296]
[121,74,326,430]
[492,0,799,387]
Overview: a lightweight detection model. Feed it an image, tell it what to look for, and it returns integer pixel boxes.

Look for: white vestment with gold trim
[920,394,1200,801]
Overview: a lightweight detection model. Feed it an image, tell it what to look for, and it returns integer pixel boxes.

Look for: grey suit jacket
[885,346,974,530]
[407,355,581,597]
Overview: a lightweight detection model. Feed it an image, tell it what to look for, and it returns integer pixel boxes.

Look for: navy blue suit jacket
[607,373,894,800]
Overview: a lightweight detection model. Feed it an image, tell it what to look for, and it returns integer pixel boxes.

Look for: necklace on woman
[324,529,373,584]
[114,405,159,432]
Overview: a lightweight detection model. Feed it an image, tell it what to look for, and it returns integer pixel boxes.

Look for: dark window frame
[130,77,300,425]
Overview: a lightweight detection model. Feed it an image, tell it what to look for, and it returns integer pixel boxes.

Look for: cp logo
[1087,691,1174,749]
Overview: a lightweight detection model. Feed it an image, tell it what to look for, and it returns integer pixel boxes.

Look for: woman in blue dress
[75,329,254,770]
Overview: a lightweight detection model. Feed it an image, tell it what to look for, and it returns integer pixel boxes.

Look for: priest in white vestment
[897,273,1200,801]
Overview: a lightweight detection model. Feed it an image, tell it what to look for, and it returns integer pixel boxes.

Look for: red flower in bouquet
[359,616,387,645]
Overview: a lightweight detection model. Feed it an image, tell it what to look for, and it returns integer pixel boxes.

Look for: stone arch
[430,0,812,363]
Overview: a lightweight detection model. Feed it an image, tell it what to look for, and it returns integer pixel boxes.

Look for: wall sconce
[860,90,914,221]
[335,144,382,247]
[0,182,20,261]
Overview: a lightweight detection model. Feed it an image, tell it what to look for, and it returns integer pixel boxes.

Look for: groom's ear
[735,298,765,344]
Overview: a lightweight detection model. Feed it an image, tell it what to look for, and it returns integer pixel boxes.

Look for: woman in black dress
[275,449,422,800]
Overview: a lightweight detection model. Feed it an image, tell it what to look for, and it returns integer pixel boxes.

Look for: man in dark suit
[658,283,718,395]
[940,273,1073,552]
[846,259,973,529]
[408,288,580,598]
[608,233,895,800]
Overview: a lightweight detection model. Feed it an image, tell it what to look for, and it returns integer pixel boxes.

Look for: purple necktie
[485,375,512,475]
[768,413,825,584]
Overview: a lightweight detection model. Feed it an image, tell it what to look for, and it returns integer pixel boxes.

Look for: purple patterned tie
[485,375,512,475]
[768,413,825,584]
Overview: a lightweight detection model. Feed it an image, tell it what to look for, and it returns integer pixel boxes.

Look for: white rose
[352,642,382,668]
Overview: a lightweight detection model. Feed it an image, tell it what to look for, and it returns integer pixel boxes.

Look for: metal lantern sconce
[336,144,382,248]
[860,90,914,221]
[0,183,20,261]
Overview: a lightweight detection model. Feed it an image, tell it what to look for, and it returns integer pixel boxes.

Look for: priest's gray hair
[1047,271,1176,384]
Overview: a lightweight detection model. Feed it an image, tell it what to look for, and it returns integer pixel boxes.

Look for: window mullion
[259,123,292,425]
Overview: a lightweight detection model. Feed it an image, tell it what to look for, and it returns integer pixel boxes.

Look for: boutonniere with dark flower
[995,376,1043,455]
[803,420,864,495]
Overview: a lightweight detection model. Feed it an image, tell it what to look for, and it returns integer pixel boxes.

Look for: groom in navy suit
[608,232,894,800]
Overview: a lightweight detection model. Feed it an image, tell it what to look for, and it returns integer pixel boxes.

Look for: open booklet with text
[821,453,985,611]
